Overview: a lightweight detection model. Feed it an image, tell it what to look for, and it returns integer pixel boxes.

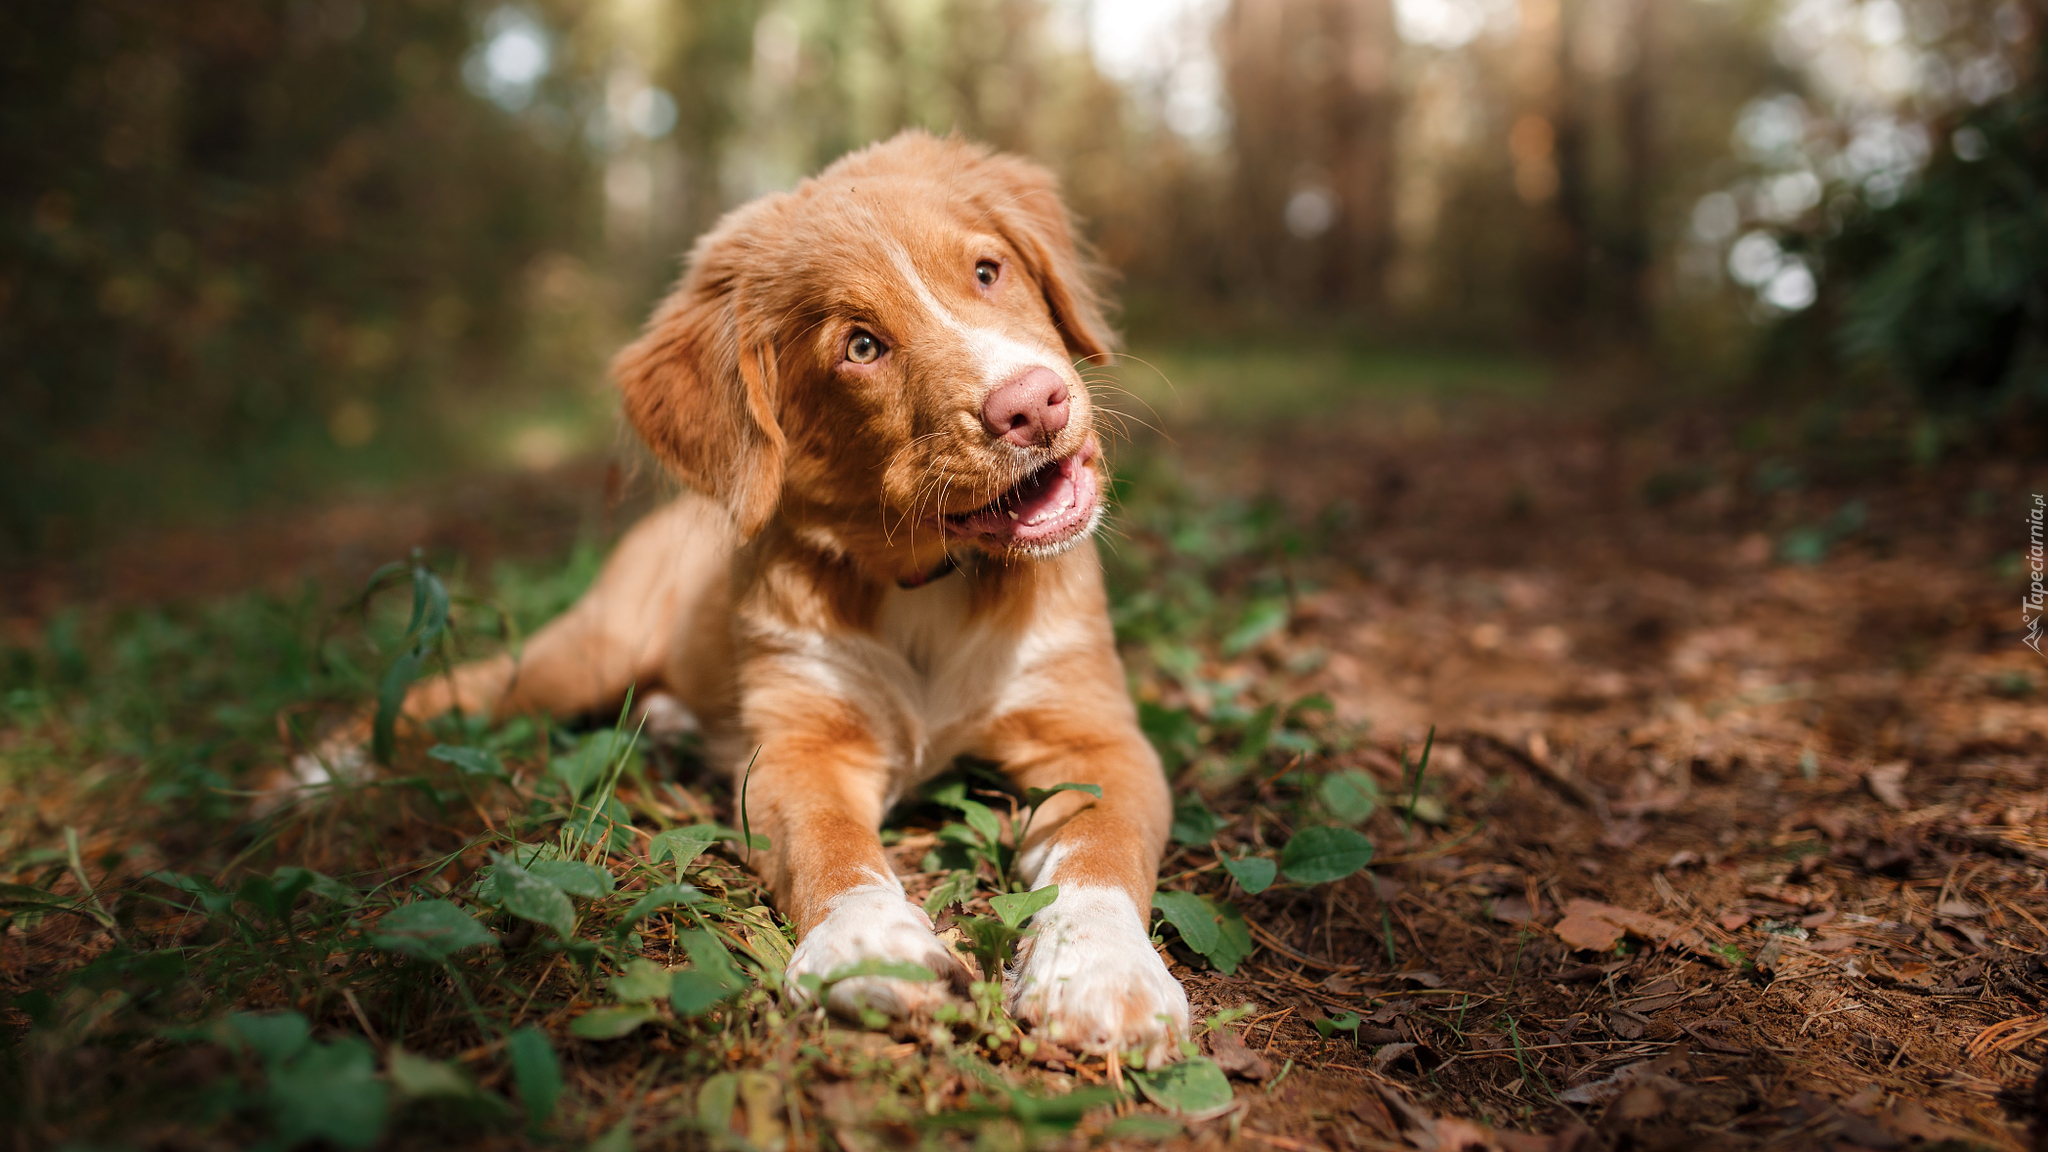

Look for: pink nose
[982,367,1070,447]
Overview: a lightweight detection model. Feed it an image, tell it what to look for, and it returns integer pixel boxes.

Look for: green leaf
[1004,1085,1121,1128]
[697,1074,739,1135]
[0,881,67,910]
[407,564,451,642]
[1022,782,1103,807]
[955,913,1026,978]
[564,798,635,853]
[1139,701,1202,770]
[1317,770,1380,824]
[589,1116,636,1152]
[267,1037,389,1150]
[608,958,673,1004]
[1130,1056,1234,1118]
[524,859,615,900]
[669,970,734,1016]
[958,798,1003,850]
[990,884,1059,929]
[1103,1114,1183,1140]
[651,822,766,858]
[1233,703,1278,763]
[373,645,426,765]
[387,1049,480,1099]
[237,873,303,919]
[508,1026,562,1130]
[937,822,986,849]
[1152,890,1220,954]
[571,1007,658,1039]
[1279,826,1374,885]
[1311,1011,1362,1038]
[920,870,978,917]
[1223,597,1289,655]
[227,1011,310,1065]
[1170,792,1219,845]
[647,829,716,873]
[617,884,701,934]
[152,871,234,916]
[270,866,360,907]
[1219,855,1276,895]
[668,928,748,1014]
[488,858,577,939]
[367,900,496,962]
[1402,795,1448,826]
[549,740,613,800]
[1207,901,1253,975]
[429,744,507,779]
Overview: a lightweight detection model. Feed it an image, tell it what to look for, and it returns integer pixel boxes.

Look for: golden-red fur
[384,131,1187,1061]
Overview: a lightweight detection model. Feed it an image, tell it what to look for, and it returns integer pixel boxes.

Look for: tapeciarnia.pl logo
[2028,495,2046,657]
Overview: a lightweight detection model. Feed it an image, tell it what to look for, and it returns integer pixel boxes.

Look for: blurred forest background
[1,0,2040,565]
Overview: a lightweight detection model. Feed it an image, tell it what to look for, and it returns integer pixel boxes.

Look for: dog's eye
[975,260,1000,287]
[845,330,884,364]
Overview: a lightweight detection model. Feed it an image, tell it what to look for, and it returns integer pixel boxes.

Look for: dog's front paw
[786,883,970,1019]
[1008,886,1190,1067]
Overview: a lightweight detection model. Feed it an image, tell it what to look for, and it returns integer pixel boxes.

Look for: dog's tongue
[950,452,1098,545]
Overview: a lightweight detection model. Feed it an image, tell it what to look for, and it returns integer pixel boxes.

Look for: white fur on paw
[291,740,369,789]
[632,691,700,745]
[1007,886,1191,1067]
[253,739,370,815]
[785,879,968,1018]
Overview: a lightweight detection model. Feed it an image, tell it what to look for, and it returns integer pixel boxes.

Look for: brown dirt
[10,387,2048,1151]
[1109,398,2048,1150]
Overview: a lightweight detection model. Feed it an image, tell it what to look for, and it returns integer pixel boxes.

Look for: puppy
[391,131,1188,1063]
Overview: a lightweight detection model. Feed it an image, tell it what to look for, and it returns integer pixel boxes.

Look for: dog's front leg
[744,698,971,1019]
[994,703,1191,1067]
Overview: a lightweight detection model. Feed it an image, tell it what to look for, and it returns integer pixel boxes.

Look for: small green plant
[1399,726,1438,833]
[359,553,454,766]
[1310,1011,1362,1044]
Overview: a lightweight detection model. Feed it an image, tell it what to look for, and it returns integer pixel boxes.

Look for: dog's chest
[851,577,1057,771]
[874,577,1012,711]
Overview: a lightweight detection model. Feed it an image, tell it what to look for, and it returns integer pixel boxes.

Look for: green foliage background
[0,0,599,556]
[1820,43,2048,420]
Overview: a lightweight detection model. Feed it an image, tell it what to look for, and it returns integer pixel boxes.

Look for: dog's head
[616,131,1114,576]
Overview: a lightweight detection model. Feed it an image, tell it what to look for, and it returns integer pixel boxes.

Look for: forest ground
[4,348,2045,1151]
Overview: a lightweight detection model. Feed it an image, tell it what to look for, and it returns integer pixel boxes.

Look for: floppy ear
[975,152,1118,364]
[614,254,786,539]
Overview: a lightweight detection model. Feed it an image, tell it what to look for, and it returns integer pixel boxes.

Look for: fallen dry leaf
[1370,1041,1418,1073]
[1873,958,1939,988]
[1609,1082,1670,1122]
[1866,761,1910,810]
[1607,1010,1648,1039]
[1559,1061,1653,1105]
[1880,1098,1986,1144]
[1209,1026,1274,1081]
[1491,894,1540,923]
[1745,880,1835,909]
[1553,898,1720,962]
[1556,903,1627,951]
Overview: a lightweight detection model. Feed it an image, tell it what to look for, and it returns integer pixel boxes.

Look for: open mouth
[943,442,1100,550]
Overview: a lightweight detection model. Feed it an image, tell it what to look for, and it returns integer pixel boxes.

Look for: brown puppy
[381,131,1187,1063]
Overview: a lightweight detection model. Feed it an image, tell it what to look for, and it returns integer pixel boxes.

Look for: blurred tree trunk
[1221,0,1401,317]
[1322,0,1399,312]
[1546,0,1593,345]
[1612,0,1656,345]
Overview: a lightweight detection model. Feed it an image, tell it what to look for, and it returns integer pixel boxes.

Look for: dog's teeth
[1007,511,1018,520]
